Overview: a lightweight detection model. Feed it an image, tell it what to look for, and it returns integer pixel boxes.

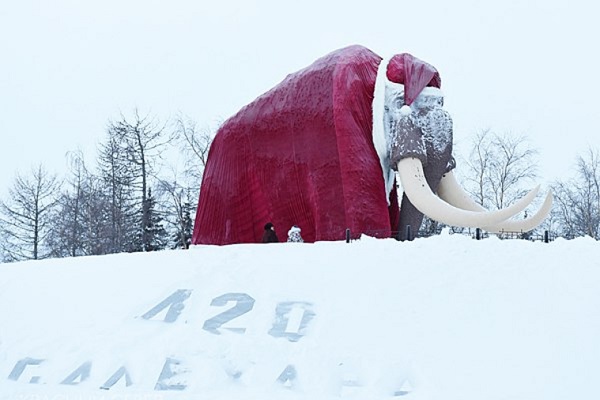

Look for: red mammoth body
[193,46,401,244]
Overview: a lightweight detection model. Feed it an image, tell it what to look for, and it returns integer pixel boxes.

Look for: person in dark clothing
[262,222,279,243]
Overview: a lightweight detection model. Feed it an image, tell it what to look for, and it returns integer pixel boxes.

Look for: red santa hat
[385,53,442,105]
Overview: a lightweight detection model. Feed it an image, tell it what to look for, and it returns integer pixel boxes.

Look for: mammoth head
[384,82,452,173]
[374,55,552,239]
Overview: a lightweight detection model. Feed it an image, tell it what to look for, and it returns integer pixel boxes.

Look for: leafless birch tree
[0,165,61,261]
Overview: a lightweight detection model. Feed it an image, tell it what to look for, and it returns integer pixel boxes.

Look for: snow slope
[1,233,599,399]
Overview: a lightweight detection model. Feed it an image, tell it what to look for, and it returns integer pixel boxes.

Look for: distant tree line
[1,121,599,263]
[550,148,600,239]
[0,111,215,263]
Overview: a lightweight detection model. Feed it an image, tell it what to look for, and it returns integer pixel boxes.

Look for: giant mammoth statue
[192,45,551,244]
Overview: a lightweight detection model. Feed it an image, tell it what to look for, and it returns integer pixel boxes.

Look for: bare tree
[167,114,217,244]
[47,151,88,258]
[463,129,539,211]
[463,129,494,206]
[0,227,10,263]
[98,131,136,253]
[47,151,114,257]
[0,165,61,261]
[552,148,600,239]
[175,115,215,177]
[108,110,173,252]
[174,114,217,197]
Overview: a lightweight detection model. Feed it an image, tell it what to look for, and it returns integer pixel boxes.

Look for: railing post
[405,225,412,241]
[346,228,351,243]
[476,228,481,240]
[544,230,549,243]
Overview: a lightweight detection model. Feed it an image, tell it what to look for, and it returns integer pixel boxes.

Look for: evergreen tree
[138,188,168,251]
[172,200,193,249]
[155,176,195,250]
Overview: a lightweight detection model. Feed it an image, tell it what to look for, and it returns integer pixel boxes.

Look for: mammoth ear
[389,112,427,169]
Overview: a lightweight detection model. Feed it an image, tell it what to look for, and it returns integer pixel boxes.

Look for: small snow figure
[287,225,304,243]
[262,222,279,243]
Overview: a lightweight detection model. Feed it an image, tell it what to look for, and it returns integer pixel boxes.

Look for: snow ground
[1,232,599,400]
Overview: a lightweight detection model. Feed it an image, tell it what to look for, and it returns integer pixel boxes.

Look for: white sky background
[1,0,599,194]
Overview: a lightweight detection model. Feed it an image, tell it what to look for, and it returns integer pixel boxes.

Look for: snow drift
[1,234,599,400]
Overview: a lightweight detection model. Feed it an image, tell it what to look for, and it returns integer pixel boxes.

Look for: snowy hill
[1,233,599,400]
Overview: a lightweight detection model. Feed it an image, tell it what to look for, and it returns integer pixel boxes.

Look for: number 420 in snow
[140,290,316,342]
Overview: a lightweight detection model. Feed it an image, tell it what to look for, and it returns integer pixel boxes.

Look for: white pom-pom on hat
[400,105,412,116]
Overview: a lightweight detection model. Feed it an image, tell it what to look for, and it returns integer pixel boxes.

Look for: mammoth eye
[393,96,404,109]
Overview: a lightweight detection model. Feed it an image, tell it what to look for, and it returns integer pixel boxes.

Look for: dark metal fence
[345,226,558,243]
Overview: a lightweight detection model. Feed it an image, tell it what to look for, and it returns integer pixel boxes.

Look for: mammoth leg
[398,193,425,241]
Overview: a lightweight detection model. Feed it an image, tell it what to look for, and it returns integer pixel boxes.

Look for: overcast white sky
[1,0,599,194]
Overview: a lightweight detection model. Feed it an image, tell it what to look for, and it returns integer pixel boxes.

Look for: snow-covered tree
[132,188,168,251]
[155,175,195,250]
[172,198,193,249]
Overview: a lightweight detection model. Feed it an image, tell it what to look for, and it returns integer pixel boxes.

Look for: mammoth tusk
[437,170,553,233]
[397,157,539,228]
[482,192,553,233]
[436,170,493,212]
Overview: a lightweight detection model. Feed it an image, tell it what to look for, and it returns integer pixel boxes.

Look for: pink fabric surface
[193,45,441,244]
